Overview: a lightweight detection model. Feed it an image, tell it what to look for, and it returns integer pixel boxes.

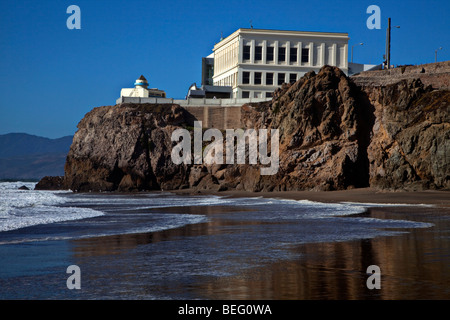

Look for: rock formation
[35,176,65,190]
[365,79,449,190]
[64,104,195,192]
[62,65,449,192]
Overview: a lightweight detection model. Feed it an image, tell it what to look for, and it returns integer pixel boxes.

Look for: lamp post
[385,18,400,69]
[435,47,443,63]
[351,43,364,63]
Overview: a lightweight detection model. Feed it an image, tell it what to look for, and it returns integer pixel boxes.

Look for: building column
[321,43,326,66]
[309,42,314,66]
[250,39,255,64]
[332,43,337,66]
[298,41,302,66]
[226,47,229,70]
[262,40,267,64]
[217,51,221,75]
[274,40,279,64]
[238,36,243,64]
[238,68,242,85]
[286,41,290,64]
[343,44,348,68]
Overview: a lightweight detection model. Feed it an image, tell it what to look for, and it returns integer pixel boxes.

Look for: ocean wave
[0,206,104,232]
[0,182,104,232]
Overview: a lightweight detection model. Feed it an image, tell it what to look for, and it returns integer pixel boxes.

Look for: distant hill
[0,133,73,180]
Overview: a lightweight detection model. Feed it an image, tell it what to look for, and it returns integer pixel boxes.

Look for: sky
[0,0,449,138]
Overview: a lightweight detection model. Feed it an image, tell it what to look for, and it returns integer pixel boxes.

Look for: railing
[116,96,272,106]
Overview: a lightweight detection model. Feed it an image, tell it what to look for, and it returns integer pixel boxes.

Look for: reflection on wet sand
[196,207,450,300]
[71,205,262,257]
[70,205,450,299]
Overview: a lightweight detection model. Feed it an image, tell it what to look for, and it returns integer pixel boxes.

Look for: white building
[348,62,382,75]
[212,28,349,99]
[120,75,166,98]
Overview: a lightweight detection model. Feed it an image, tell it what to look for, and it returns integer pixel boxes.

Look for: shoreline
[2,185,450,299]
[172,187,450,208]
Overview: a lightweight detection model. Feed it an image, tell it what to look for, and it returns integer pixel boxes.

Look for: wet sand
[191,188,450,299]
[193,206,450,299]
[175,187,450,207]
[2,188,448,300]
[69,189,450,300]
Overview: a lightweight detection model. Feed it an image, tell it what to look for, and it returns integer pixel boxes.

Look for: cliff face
[365,80,449,190]
[64,104,194,192]
[63,65,449,192]
[234,67,372,191]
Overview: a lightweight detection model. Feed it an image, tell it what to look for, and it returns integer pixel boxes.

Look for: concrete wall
[116,97,254,130]
[116,96,270,106]
[183,106,242,129]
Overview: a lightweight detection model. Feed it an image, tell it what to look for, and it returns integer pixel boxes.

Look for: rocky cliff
[63,65,449,192]
[365,79,449,190]
[64,104,195,192]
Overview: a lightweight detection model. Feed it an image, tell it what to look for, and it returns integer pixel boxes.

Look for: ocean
[0,181,448,299]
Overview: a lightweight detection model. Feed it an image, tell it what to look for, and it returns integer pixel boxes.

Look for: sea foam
[0,182,104,232]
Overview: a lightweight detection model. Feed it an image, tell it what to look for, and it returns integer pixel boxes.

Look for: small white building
[348,62,382,75]
[212,28,349,99]
[120,75,166,98]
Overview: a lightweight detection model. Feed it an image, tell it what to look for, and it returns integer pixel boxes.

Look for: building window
[265,92,273,98]
[242,91,250,98]
[278,47,286,63]
[243,45,251,60]
[255,46,262,61]
[289,73,297,83]
[243,71,250,84]
[302,48,309,63]
[266,47,274,62]
[266,73,274,85]
[290,47,297,63]
[278,73,285,85]
[254,72,262,85]
[207,67,214,85]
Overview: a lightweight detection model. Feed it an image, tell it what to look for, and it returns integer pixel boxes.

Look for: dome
[134,75,149,87]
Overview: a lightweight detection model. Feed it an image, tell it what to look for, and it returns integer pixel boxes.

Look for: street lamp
[351,43,364,63]
[435,47,443,63]
[385,18,400,69]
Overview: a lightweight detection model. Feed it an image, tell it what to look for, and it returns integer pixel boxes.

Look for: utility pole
[385,18,400,69]
[386,18,391,69]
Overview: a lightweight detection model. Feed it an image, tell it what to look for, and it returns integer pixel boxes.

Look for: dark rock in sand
[18,185,30,190]
[35,176,66,190]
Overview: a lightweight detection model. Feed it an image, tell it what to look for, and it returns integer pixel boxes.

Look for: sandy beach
[175,187,450,207]
[1,186,449,300]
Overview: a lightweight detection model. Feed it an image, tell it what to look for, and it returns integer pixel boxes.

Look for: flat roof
[203,85,232,93]
[214,28,349,51]
[240,27,348,35]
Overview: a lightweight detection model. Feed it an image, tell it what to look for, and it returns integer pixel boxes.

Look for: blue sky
[0,0,449,138]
